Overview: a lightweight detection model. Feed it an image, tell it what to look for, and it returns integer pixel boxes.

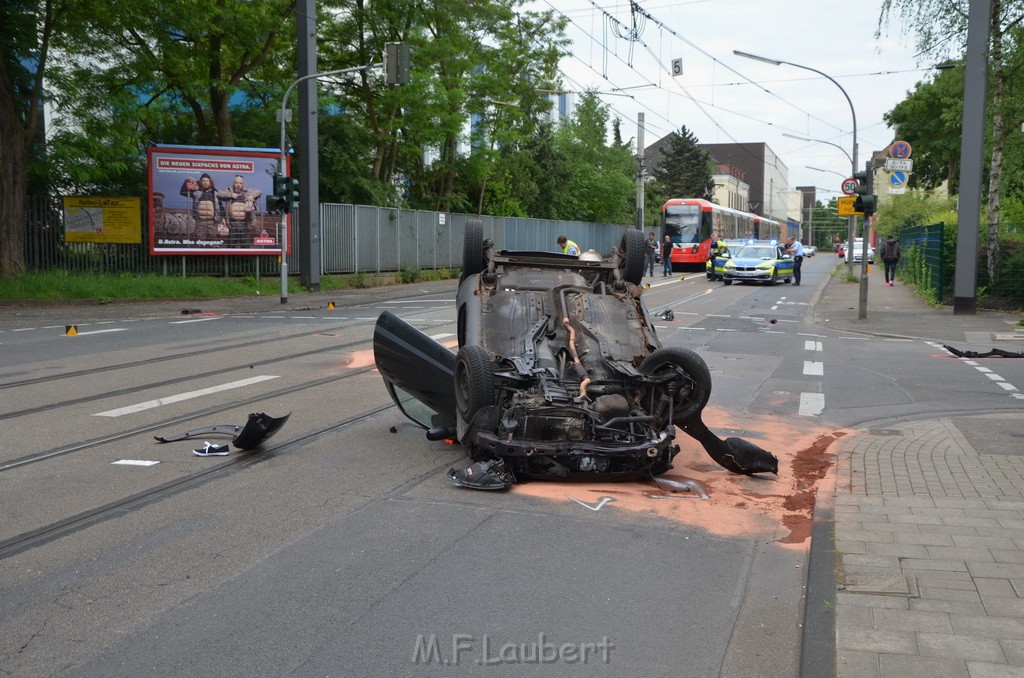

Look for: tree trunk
[0,58,29,276]
[986,0,1004,285]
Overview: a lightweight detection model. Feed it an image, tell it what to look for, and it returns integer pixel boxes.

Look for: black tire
[619,229,646,285]
[640,347,712,423]
[723,279,732,286]
[461,221,485,279]
[768,270,778,286]
[455,345,496,422]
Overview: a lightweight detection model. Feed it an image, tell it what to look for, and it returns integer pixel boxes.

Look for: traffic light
[270,174,288,213]
[852,167,876,215]
[385,42,411,86]
[287,177,299,211]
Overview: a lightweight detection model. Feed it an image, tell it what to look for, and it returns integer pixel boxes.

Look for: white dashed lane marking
[803,361,824,376]
[799,392,825,416]
[927,341,1023,400]
[94,375,280,417]
[799,335,825,416]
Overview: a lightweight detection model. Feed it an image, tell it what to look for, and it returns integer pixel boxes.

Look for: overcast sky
[532,0,945,201]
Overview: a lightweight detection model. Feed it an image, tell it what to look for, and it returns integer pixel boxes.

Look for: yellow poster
[836,196,863,217]
[63,197,142,244]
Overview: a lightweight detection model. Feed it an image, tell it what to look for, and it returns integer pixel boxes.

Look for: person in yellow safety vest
[710,233,728,258]
[556,235,580,256]
[707,233,728,279]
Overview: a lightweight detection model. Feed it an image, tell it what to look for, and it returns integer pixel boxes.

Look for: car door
[373,310,458,431]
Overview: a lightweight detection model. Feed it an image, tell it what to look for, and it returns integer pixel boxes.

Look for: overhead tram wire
[623,1,849,136]
[555,0,856,176]
[540,0,686,137]
[544,0,760,145]
[541,0,857,182]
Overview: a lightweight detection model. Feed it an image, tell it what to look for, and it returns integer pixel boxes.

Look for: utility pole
[635,113,645,230]
[297,0,320,291]
[953,0,993,314]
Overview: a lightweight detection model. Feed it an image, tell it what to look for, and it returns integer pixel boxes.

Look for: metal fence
[899,222,945,304]
[24,196,631,277]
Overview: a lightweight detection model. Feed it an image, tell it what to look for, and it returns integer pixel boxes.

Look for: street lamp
[807,165,845,178]
[783,132,852,165]
[734,49,868,318]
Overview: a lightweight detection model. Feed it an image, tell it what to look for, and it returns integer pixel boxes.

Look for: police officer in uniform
[787,237,805,285]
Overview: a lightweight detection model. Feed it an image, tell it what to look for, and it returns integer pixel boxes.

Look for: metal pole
[636,113,645,230]
[953,0,993,314]
[733,52,858,273]
[277,62,384,303]
[298,0,321,291]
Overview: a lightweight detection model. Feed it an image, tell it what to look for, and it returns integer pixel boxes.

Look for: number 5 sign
[841,178,859,195]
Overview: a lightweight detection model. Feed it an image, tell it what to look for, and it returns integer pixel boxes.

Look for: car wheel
[639,347,712,424]
[723,279,732,285]
[455,345,496,422]
[461,221,486,280]
[769,270,778,285]
[618,229,647,285]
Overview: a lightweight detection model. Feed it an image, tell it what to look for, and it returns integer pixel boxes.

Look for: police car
[721,240,794,285]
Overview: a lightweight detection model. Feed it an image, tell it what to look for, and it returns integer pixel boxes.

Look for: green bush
[396,267,421,284]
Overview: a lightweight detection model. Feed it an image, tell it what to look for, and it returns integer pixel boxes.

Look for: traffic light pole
[276,63,384,303]
[852,163,876,319]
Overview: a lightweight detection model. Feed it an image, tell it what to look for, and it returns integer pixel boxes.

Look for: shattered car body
[374,224,777,481]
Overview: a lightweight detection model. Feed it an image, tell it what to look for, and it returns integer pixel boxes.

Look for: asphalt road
[3,254,1018,677]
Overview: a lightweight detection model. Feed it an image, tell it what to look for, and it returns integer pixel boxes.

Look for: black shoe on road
[448,458,515,490]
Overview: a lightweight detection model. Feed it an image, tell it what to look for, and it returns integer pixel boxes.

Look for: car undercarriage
[374,224,778,487]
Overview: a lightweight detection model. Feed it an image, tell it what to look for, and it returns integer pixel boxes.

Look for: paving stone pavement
[818,265,1024,678]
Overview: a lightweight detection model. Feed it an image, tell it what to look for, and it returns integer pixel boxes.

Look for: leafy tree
[649,125,715,201]
[520,121,569,219]
[884,67,964,194]
[553,91,635,224]
[64,0,298,147]
[1,0,69,275]
[332,0,566,212]
[879,0,1024,282]
[875,190,957,237]
[808,199,849,248]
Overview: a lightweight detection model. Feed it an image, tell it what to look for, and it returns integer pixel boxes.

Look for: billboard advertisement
[64,197,142,244]
[148,145,290,255]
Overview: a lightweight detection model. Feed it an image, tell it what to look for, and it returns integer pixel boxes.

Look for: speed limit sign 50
[841,178,859,195]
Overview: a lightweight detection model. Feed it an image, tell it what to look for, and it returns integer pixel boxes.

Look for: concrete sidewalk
[813,263,1024,678]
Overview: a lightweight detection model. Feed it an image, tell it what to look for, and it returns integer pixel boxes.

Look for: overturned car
[373,224,777,483]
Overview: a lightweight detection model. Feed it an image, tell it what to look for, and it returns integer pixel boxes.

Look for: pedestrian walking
[786,237,805,285]
[879,234,901,286]
[661,235,674,277]
[646,231,658,276]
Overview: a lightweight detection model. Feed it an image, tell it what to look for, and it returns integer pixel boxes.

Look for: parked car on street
[850,238,874,264]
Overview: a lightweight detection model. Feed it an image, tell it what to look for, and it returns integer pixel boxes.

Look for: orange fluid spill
[343,339,457,370]
[346,348,377,369]
[512,405,847,549]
